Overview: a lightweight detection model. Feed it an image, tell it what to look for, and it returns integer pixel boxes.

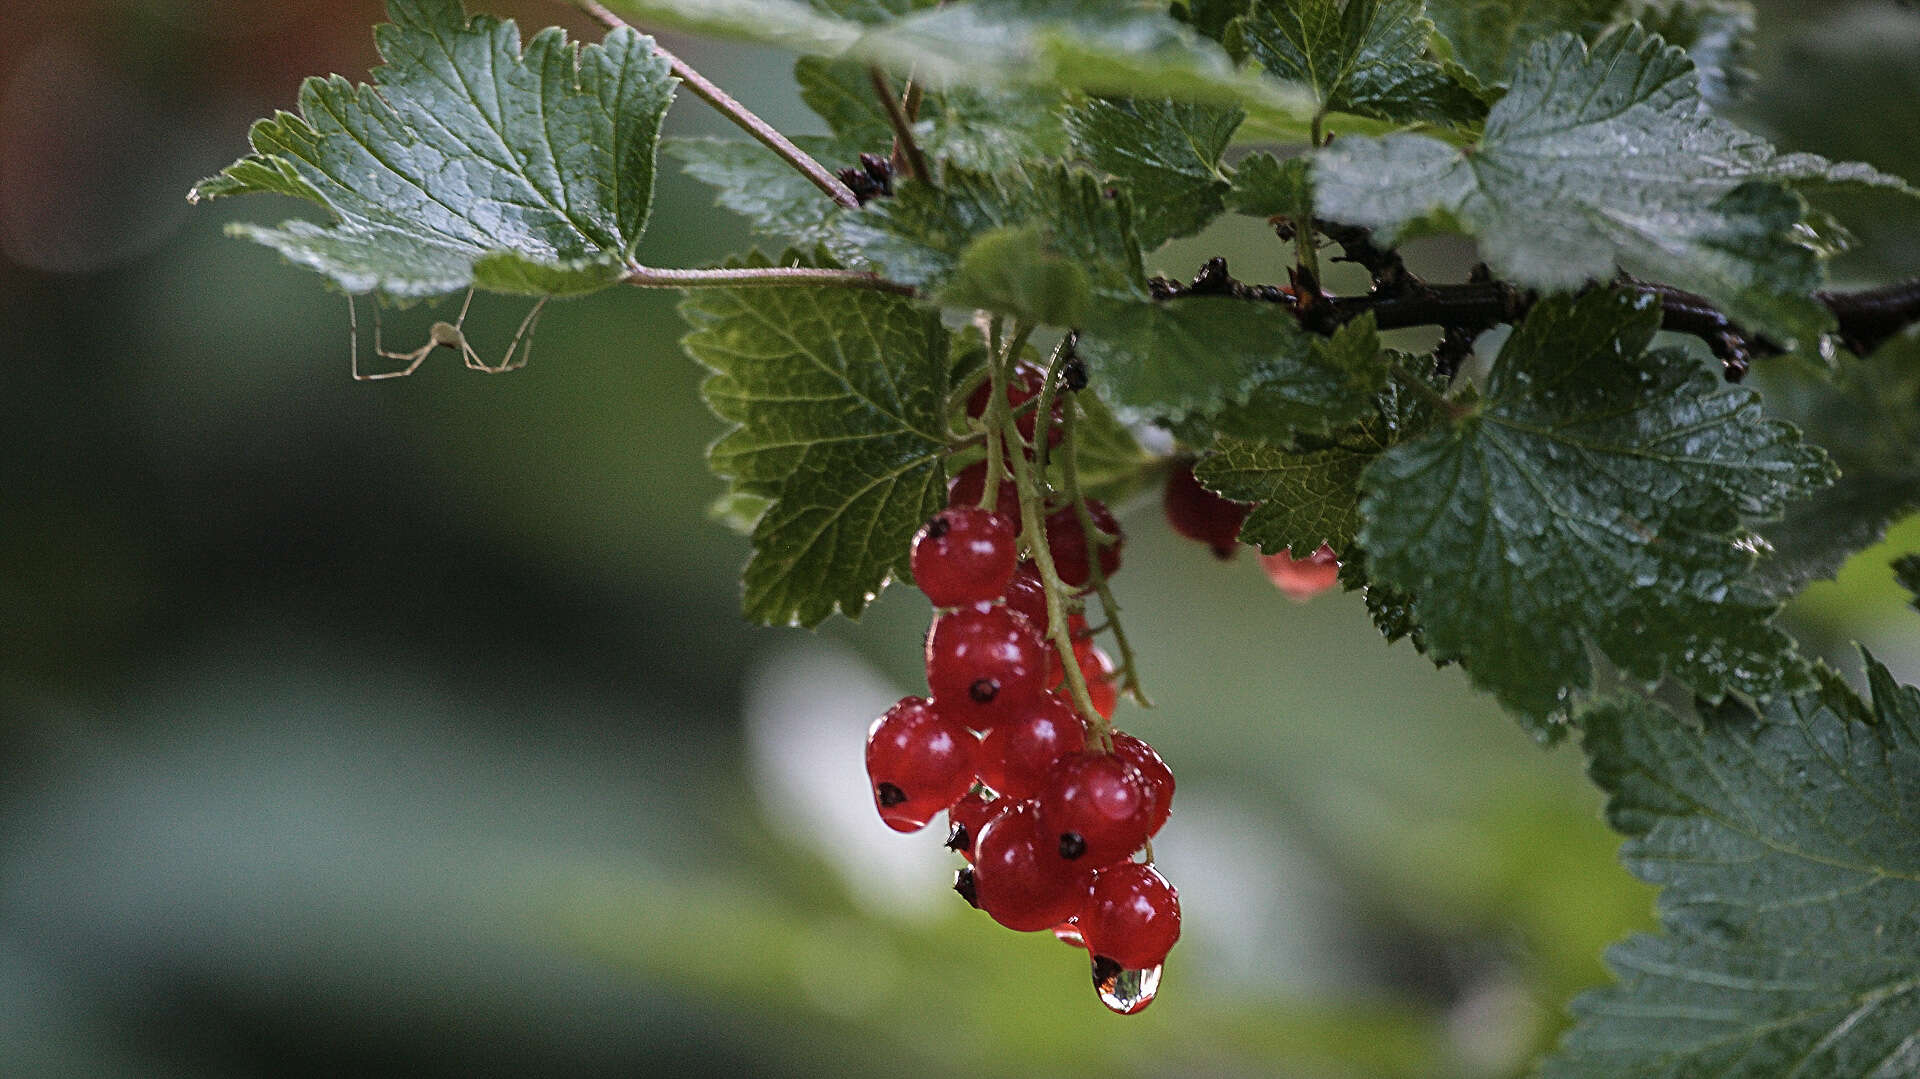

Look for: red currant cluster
[1162,457,1341,600]
[863,361,1181,1014]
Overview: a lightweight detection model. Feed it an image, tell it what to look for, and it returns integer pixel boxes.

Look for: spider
[347,289,548,380]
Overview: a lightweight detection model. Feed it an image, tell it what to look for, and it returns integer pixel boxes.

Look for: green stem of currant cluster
[985,324,1110,748]
[978,317,1011,513]
[1056,391,1150,710]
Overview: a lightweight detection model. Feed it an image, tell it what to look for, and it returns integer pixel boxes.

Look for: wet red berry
[865,696,979,832]
[926,605,1049,729]
[947,459,1022,519]
[1261,544,1340,601]
[971,801,1092,931]
[980,693,1089,800]
[1110,732,1172,836]
[911,506,1019,607]
[967,361,1063,448]
[1081,863,1181,969]
[946,788,1007,861]
[1039,751,1156,868]
[1163,457,1250,558]
[1046,500,1122,589]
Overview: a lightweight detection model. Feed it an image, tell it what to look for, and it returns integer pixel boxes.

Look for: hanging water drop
[1091,955,1162,1014]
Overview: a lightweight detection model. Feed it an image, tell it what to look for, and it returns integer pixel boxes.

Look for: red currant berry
[911,506,1019,607]
[1039,751,1156,867]
[1260,544,1340,602]
[1163,457,1250,558]
[971,801,1091,931]
[979,693,1088,801]
[1081,863,1181,970]
[1064,637,1118,718]
[926,606,1048,728]
[966,361,1063,447]
[1110,731,1172,837]
[1046,500,1122,589]
[865,696,979,832]
[947,460,1021,519]
[945,788,1007,861]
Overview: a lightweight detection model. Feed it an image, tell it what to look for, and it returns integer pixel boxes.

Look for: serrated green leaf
[1197,330,1427,554]
[1548,657,1920,1077]
[1225,151,1311,219]
[1076,294,1343,421]
[1896,555,1920,610]
[1618,0,1755,107]
[1204,314,1391,440]
[1315,26,1915,348]
[192,0,674,300]
[1358,290,1833,720]
[795,57,1072,175]
[1752,332,1920,595]
[1065,98,1241,250]
[939,226,1093,326]
[842,163,1143,294]
[1425,0,1615,85]
[682,253,951,627]
[666,136,857,257]
[1225,0,1487,128]
[609,0,1320,138]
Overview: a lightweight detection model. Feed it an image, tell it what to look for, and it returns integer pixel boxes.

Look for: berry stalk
[1051,378,1150,710]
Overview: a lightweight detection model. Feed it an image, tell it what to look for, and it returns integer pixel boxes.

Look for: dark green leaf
[1895,555,1920,610]
[1225,151,1311,219]
[794,57,1072,175]
[1064,98,1241,250]
[1197,329,1427,555]
[1068,387,1159,507]
[193,0,674,299]
[682,252,951,627]
[1225,0,1487,128]
[1077,294,1354,422]
[1358,290,1833,719]
[1549,657,1920,1077]
[1751,332,1920,595]
[1619,0,1755,107]
[609,0,1320,137]
[940,226,1093,326]
[843,164,1143,294]
[666,136,856,257]
[1315,25,1914,347]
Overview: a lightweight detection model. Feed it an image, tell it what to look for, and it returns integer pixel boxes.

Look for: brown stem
[577,0,861,209]
[869,66,930,184]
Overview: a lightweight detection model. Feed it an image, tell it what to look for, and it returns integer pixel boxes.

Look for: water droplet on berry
[1091,955,1161,1015]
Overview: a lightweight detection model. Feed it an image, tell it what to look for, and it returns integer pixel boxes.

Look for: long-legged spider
[347,289,549,380]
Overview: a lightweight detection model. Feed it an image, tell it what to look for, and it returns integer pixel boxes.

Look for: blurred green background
[2,2,1916,1076]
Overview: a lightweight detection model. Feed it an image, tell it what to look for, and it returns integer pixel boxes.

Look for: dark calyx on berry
[836,152,893,205]
[876,782,907,807]
[969,677,999,703]
[947,820,972,853]
[953,866,980,908]
[1058,831,1088,860]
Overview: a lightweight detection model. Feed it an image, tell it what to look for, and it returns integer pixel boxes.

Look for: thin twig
[577,0,861,208]
[623,263,916,293]
[869,66,930,184]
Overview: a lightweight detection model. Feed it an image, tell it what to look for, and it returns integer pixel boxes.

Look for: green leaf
[939,226,1093,326]
[1064,98,1241,250]
[1314,25,1914,347]
[1076,294,1344,422]
[1751,332,1920,595]
[1197,332,1430,556]
[1225,0,1487,128]
[1357,290,1833,720]
[1202,314,1390,441]
[681,253,951,627]
[795,58,1072,176]
[1618,0,1755,107]
[1226,151,1312,219]
[1896,554,1920,610]
[1548,658,1920,1077]
[192,0,675,299]
[842,163,1143,294]
[666,136,856,256]
[1068,386,1159,507]
[608,0,1320,138]
[1425,0,1615,85]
